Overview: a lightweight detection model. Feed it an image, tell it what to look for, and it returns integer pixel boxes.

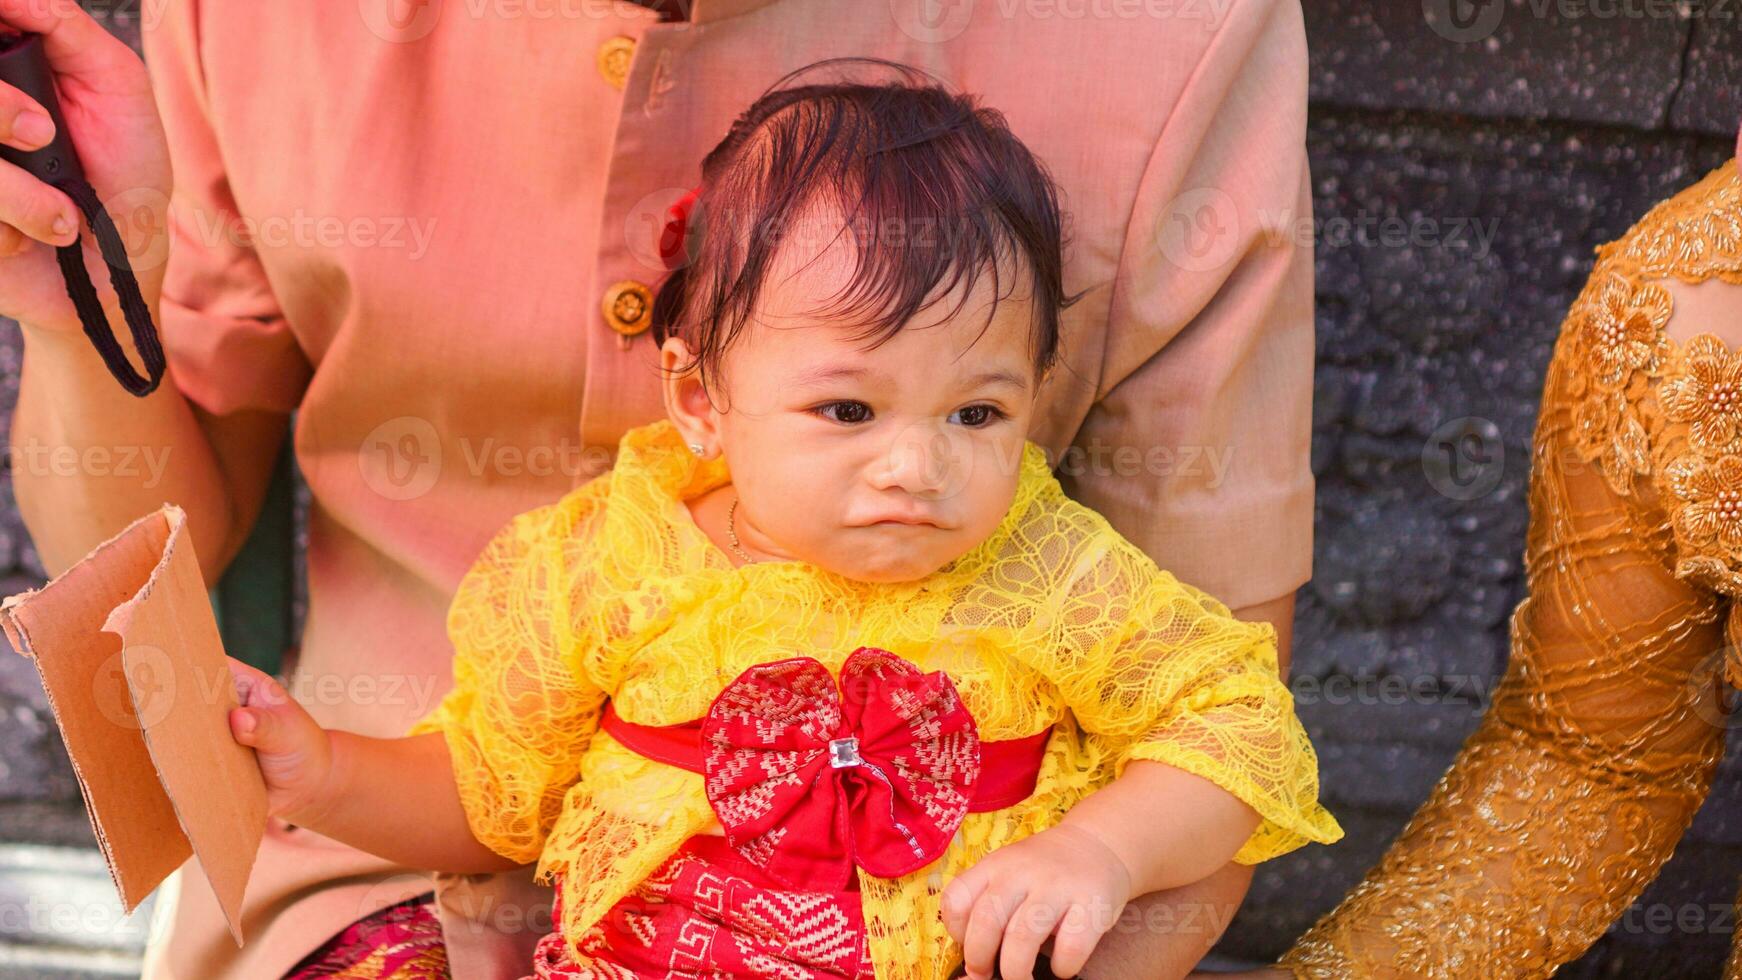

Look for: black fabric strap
[54,176,165,397]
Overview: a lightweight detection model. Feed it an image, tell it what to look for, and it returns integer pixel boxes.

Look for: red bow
[700,646,981,890]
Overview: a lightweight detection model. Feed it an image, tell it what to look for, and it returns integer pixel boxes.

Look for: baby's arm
[940,761,1259,980]
[1058,758,1262,896]
[226,657,519,875]
[234,481,612,874]
[944,536,1339,980]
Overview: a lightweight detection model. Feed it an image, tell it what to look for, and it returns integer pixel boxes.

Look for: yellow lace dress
[408,416,1342,980]
[1281,157,1742,978]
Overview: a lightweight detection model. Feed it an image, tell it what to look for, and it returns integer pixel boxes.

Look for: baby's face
[667,234,1044,583]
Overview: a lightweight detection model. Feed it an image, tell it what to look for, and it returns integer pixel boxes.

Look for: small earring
[688,442,706,457]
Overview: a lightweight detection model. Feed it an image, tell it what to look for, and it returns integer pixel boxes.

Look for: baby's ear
[660,335,723,447]
[658,334,694,373]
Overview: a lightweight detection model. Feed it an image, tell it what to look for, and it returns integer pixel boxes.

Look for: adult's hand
[0,0,169,335]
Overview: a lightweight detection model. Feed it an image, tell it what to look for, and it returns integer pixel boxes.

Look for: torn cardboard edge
[0,502,267,945]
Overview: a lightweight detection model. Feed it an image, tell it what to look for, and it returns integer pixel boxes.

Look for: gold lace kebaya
[1281,158,1742,978]
[409,416,1342,980]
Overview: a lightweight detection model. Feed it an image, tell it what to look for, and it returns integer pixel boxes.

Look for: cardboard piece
[0,503,267,944]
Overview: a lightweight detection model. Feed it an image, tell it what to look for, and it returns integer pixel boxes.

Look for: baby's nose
[876,424,974,500]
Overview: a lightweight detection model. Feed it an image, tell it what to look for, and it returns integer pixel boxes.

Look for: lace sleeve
[1027,529,1342,865]
[406,479,612,864]
[1280,200,1742,976]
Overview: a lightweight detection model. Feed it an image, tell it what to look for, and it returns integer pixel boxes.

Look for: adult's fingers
[0,79,56,152]
[0,221,28,255]
[0,154,75,245]
[0,0,140,91]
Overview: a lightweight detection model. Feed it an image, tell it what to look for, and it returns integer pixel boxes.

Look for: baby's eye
[811,401,873,425]
[951,404,1007,428]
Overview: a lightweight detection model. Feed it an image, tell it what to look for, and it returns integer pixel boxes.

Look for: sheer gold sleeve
[1281,160,1742,978]
[407,479,612,864]
[1013,527,1342,867]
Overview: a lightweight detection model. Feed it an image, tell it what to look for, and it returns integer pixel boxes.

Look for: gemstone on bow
[829,737,863,768]
[699,646,981,890]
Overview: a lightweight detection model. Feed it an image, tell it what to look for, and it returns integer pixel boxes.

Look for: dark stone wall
[0,2,1737,975]
[1220,3,1742,976]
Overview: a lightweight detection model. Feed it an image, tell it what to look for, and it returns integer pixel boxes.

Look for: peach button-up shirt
[135,1,1314,977]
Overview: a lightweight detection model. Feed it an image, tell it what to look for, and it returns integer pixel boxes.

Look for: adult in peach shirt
[0,0,1316,977]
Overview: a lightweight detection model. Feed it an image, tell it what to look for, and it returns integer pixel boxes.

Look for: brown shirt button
[596,36,635,90]
[602,280,653,336]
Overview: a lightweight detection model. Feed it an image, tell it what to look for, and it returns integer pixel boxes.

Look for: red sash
[600,646,1051,890]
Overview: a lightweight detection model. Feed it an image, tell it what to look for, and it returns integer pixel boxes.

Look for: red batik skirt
[525,832,875,979]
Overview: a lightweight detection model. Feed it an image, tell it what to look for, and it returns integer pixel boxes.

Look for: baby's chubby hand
[224,657,336,824]
[940,823,1133,980]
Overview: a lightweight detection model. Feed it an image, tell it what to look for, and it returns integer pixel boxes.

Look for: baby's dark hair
[650,57,1085,396]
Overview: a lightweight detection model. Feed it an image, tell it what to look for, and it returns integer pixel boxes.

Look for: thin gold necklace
[725,496,759,564]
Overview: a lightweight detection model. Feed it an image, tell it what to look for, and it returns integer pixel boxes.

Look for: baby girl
[226,59,1342,980]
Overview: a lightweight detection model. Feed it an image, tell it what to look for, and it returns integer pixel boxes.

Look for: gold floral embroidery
[1569,382,1652,495]
[1558,160,1742,509]
[1667,453,1742,597]
[1582,269,1673,389]
[1661,334,1742,454]
[1561,264,1671,495]
[1669,453,1742,550]
[1677,552,1742,601]
[1610,160,1742,284]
